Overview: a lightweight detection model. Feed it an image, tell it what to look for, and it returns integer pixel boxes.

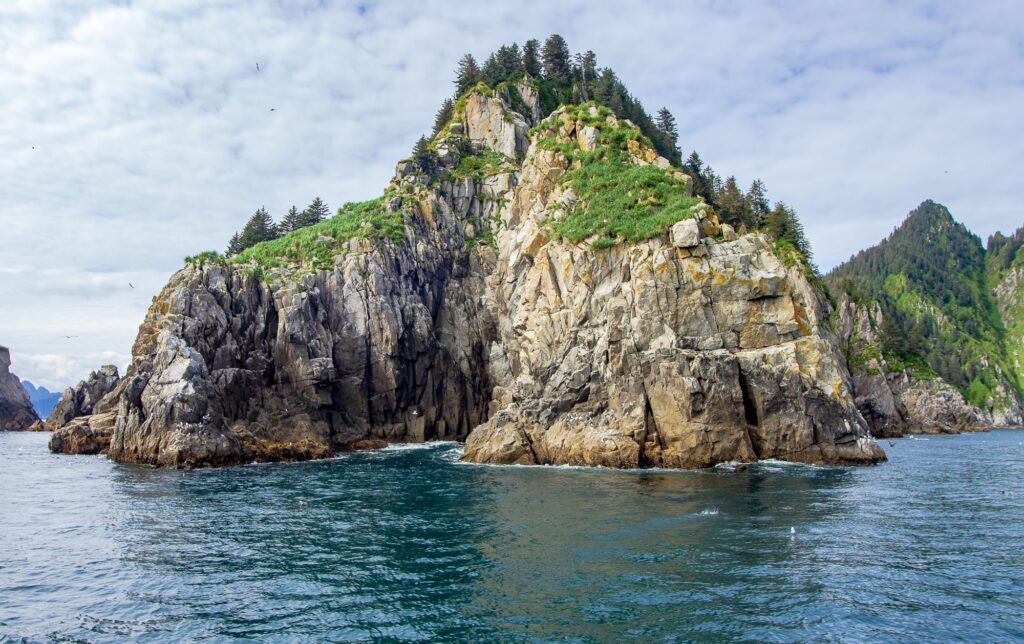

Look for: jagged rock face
[513,79,543,125]
[101,94,523,468]
[461,91,530,159]
[836,296,988,436]
[462,114,883,467]
[0,346,39,431]
[75,90,884,469]
[44,365,120,432]
[48,373,124,453]
[104,236,495,468]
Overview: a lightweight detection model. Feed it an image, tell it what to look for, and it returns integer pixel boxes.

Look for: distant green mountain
[826,200,1022,416]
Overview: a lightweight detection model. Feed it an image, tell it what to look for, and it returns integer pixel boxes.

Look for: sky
[1,0,1022,390]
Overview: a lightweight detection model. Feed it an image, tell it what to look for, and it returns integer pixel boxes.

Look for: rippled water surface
[2,431,1023,642]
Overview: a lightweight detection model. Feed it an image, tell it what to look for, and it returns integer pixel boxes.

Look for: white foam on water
[381,441,461,452]
[757,458,826,469]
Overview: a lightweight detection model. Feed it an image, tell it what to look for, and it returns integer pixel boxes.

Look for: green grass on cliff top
[230,197,402,271]
[535,103,699,250]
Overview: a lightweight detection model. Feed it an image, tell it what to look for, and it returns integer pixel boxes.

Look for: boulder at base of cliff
[48,411,117,455]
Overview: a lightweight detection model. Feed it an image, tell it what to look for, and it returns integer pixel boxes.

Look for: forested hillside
[826,200,1021,413]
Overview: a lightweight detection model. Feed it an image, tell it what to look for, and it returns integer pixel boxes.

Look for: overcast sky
[1,0,1022,390]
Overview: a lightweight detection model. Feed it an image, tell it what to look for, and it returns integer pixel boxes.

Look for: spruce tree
[454,54,480,96]
[593,68,623,114]
[480,52,502,87]
[412,135,435,172]
[702,166,722,204]
[655,108,679,145]
[574,50,596,101]
[300,198,329,228]
[495,43,522,79]
[413,135,430,159]
[432,98,454,137]
[715,177,751,229]
[746,180,770,226]
[541,34,572,86]
[238,207,278,250]
[684,151,704,175]
[226,232,242,256]
[522,39,541,77]
[765,202,813,261]
[280,206,301,233]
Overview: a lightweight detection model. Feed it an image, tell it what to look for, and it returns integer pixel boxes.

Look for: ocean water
[1,431,1023,642]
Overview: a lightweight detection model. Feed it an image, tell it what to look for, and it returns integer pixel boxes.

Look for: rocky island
[40,83,881,468]
[36,40,1023,469]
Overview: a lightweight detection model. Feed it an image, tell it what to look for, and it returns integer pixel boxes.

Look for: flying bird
[129,282,134,289]
[256,62,260,72]
[270,108,276,112]
[63,335,78,339]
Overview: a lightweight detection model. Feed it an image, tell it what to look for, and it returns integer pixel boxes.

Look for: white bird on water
[790,527,796,534]
[298,500,307,507]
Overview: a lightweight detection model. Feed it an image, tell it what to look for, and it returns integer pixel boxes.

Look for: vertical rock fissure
[737,370,759,427]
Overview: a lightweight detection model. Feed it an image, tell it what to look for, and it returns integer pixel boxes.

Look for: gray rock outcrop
[836,296,988,436]
[52,90,885,468]
[0,346,40,431]
[46,367,123,454]
[44,365,120,432]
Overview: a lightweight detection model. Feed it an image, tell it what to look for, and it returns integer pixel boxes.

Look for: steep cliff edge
[0,346,40,431]
[51,87,883,468]
[462,107,882,467]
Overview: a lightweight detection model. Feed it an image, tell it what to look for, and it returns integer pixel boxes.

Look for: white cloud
[1,0,1022,387]
[13,351,130,392]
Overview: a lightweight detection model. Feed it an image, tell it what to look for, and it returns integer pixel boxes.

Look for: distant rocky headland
[0,346,39,431]
[7,37,1019,469]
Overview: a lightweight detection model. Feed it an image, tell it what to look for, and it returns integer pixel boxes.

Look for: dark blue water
[2,431,1023,642]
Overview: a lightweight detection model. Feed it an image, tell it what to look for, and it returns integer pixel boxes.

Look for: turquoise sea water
[1,430,1023,642]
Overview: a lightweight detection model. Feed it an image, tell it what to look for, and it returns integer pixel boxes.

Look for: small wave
[381,441,462,452]
[699,508,719,516]
[757,459,827,469]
